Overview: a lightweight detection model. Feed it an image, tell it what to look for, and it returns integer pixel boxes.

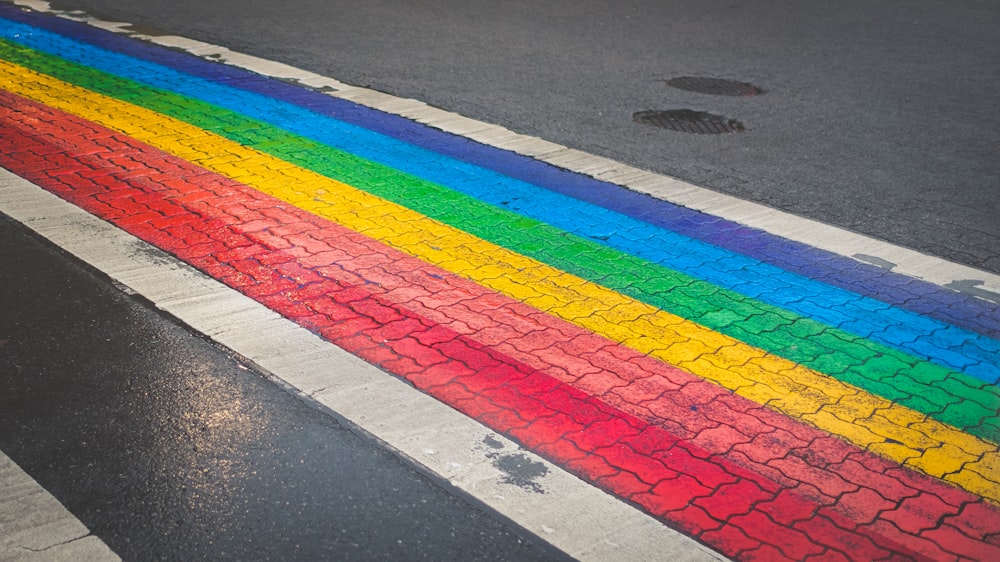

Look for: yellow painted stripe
[2,60,997,502]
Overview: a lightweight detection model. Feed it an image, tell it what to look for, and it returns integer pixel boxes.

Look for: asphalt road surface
[45,0,1000,273]
[0,214,566,561]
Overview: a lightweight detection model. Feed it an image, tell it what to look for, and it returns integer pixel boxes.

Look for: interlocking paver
[2,6,998,560]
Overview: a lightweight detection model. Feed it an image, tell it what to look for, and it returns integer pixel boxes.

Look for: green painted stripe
[3,38,997,442]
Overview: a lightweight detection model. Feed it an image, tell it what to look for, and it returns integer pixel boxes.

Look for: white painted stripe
[0,169,726,561]
[14,0,997,298]
[0,450,119,561]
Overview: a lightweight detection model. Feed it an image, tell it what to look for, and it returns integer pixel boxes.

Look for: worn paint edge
[0,168,728,562]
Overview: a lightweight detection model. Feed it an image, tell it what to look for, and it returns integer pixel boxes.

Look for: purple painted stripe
[7,3,997,338]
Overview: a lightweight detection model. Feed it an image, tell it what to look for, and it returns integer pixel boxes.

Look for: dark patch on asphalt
[492,453,548,494]
[633,109,745,134]
[480,435,547,493]
[126,238,185,269]
[945,279,1000,304]
[665,76,763,97]
[853,253,897,271]
[482,434,505,450]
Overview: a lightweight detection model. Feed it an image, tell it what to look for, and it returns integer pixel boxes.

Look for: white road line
[1,169,727,561]
[14,0,1000,299]
[0,450,119,561]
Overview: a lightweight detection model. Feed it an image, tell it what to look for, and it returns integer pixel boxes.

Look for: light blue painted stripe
[7,19,999,385]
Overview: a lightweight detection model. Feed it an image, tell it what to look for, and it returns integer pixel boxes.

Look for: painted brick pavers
[1,5,998,560]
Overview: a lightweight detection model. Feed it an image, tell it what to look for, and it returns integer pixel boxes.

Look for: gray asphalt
[47,0,1000,273]
[0,215,566,561]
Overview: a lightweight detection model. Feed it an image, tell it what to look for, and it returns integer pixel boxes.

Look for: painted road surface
[1,2,999,561]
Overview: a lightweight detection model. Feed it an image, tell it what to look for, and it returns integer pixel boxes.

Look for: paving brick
[941,501,1000,545]
[380,354,425,376]
[863,520,955,561]
[246,271,300,296]
[699,525,762,558]
[733,428,811,465]
[650,404,722,442]
[768,455,859,499]
[794,515,891,561]
[802,549,851,562]
[148,213,196,230]
[567,417,641,450]
[639,474,715,513]
[389,335,456,368]
[886,465,978,508]
[740,543,798,562]
[730,510,826,560]
[829,455,921,504]
[213,243,266,263]
[596,442,679,487]
[659,503,724,536]
[573,369,632,396]
[478,405,533,432]
[756,488,821,526]
[598,468,655,498]
[177,240,228,262]
[920,525,1000,561]
[319,316,380,338]
[219,269,259,290]
[403,358,469,390]
[513,415,580,448]
[485,386,552,422]
[369,317,431,343]
[881,492,959,535]
[693,423,754,454]
[419,378,477,406]
[654,443,740,490]
[698,391,767,419]
[819,487,895,526]
[694,478,773,520]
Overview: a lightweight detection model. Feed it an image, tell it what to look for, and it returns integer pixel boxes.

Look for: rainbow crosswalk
[1,4,998,560]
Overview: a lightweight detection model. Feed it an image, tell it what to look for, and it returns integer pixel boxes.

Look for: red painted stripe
[2,90,997,561]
